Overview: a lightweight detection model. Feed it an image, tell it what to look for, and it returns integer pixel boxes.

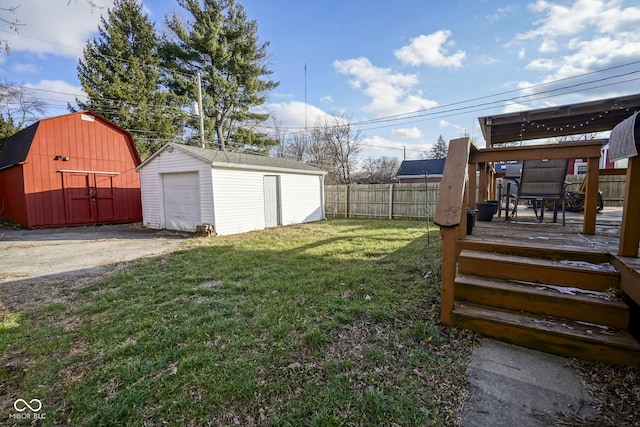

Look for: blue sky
[1,0,640,161]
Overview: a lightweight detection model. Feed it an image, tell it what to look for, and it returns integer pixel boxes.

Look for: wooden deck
[454,206,640,365]
[469,206,624,253]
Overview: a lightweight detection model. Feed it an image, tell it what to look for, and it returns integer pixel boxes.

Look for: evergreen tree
[430,135,448,159]
[0,115,18,152]
[76,0,183,159]
[162,0,279,151]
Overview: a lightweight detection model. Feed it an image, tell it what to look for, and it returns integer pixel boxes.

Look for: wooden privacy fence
[325,183,440,219]
[565,174,626,207]
[325,175,627,220]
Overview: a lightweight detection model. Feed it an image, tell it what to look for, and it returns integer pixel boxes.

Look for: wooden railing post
[583,156,600,235]
[440,227,458,325]
[619,156,640,256]
[468,163,477,208]
[435,137,472,325]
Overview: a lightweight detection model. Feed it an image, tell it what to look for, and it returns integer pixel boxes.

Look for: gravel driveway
[0,223,189,313]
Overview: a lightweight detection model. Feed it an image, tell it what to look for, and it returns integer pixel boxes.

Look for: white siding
[140,145,325,235]
[280,173,324,225]
[139,149,214,230]
[139,157,162,229]
[211,168,267,236]
[212,168,324,236]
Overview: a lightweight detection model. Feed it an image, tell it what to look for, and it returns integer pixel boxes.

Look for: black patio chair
[509,158,569,225]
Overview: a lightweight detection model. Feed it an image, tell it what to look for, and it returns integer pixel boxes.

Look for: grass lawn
[0,219,476,426]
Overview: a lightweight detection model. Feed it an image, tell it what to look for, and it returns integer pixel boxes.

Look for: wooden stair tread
[453,302,640,352]
[461,237,609,263]
[454,274,629,329]
[459,249,618,275]
[458,249,619,291]
[455,274,625,307]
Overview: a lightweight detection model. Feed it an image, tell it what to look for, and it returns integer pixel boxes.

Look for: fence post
[345,185,349,218]
[388,183,394,219]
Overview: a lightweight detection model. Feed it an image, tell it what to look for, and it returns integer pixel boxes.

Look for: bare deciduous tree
[0,5,21,53]
[313,115,363,184]
[271,114,363,183]
[0,79,47,129]
[353,157,400,183]
[0,79,47,149]
[274,132,309,161]
[1,2,102,54]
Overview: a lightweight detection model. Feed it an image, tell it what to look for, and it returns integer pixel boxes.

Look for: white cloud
[320,95,333,103]
[5,0,114,58]
[267,101,334,129]
[502,101,531,114]
[333,57,438,117]
[394,30,466,68]
[26,79,86,112]
[12,63,39,74]
[518,48,526,60]
[361,135,430,159]
[392,127,422,139]
[522,0,606,40]
[487,5,518,23]
[514,0,640,98]
[526,58,557,71]
[597,1,640,32]
[478,55,499,65]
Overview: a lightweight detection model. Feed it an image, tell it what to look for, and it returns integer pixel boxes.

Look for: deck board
[470,207,625,256]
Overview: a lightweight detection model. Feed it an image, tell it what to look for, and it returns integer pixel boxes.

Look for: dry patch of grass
[568,359,640,426]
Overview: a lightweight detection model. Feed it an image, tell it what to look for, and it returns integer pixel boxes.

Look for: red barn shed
[0,111,142,228]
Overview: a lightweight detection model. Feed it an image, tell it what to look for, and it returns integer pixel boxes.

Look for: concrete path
[462,338,600,426]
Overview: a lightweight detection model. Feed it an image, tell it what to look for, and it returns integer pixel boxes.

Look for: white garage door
[162,172,201,231]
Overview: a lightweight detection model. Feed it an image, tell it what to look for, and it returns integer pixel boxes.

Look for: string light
[516,102,640,141]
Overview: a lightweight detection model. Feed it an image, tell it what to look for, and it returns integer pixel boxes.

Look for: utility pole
[304,63,308,137]
[196,71,205,149]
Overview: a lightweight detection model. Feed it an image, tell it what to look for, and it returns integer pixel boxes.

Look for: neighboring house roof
[396,159,446,178]
[0,111,140,171]
[0,122,40,170]
[138,142,327,175]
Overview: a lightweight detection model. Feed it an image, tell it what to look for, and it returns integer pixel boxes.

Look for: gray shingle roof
[396,159,446,177]
[169,143,326,174]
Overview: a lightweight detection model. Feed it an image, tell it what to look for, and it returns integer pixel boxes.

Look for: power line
[260,63,640,133]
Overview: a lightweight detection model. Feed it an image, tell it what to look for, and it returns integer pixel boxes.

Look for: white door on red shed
[162,172,201,231]
[263,175,281,228]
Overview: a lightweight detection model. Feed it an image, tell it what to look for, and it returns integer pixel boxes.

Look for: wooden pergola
[473,93,640,254]
[478,93,640,147]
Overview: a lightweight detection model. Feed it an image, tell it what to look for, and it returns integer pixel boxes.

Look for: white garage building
[137,143,326,235]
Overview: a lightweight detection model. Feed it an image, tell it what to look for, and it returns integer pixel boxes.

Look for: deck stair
[452,240,640,365]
